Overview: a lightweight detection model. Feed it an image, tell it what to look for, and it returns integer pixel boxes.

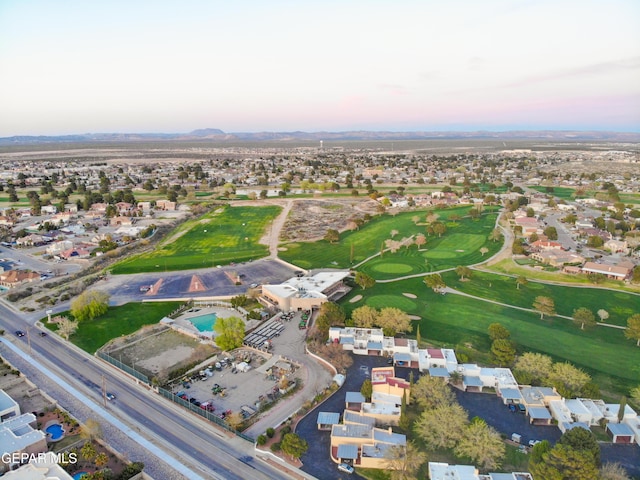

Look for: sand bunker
[350,295,363,303]
[409,315,421,320]
[402,293,417,299]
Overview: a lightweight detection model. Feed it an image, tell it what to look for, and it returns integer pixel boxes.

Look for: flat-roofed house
[0,413,47,473]
[261,271,350,311]
[581,262,632,280]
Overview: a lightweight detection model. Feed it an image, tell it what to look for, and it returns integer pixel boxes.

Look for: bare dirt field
[279,198,380,242]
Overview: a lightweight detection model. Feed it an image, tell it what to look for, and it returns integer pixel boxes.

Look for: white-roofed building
[261,271,350,311]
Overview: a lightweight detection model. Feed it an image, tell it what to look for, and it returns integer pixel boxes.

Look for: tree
[351,305,378,328]
[625,314,640,346]
[226,412,244,430]
[514,352,553,386]
[543,226,558,240]
[516,275,528,290]
[478,247,489,257]
[530,443,599,480]
[489,228,502,242]
[315,302,345,334]
[618,396,627,423]
[597,309,609,322]
[95,452,109,469]
[432,222,447,237]
[81,442,97,461]
[360,378,372,401]
[71,290,109,321]
[377,307,411,336]
[415,233,427,249]
[324,228,339,243]
[631,385,640,408]
[318,343,353,373]
[424,274,445,292]
[411,375,454,410]
[586,235,604,248]
[558,427,600,466]
[548,362,591,398]
[413,403,468,449]
[281,433,308,460]
[599,463,632,480]
[213,316,246,351]
[573,307,596,330]
[385,441,426,480]
[455,265,472,281]
[354,271,375,290]
[533,296,555,319]
[390,229,399,238]
[56,316,78,340]
[488,323,510,341]
[491,339,516,366]
[455,417,505,471]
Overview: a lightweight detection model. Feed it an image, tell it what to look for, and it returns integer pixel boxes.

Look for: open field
[111,205,281,274]
[442,270,640,327]
[44,301,180,353]
[279,206,501,274]
[340,277,640,397]
[529,185,578,199]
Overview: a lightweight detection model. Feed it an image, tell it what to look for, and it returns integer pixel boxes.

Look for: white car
[338,463,354,474]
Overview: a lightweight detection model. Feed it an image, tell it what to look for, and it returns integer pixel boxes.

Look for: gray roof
[367,341,383,350]
[337,444,359,459]
[428,367,450,378]
[463,375,484,387]
[528,407,552,419]
[345,391,365,404]
[317,412,340,425]
[500,388,523,400]
[607,422,634,436]
[393,352,412,362]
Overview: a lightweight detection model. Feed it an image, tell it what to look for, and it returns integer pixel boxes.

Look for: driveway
[296,355,390,480]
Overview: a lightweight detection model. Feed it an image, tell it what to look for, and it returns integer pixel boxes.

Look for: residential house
[15,234,45,247]
[330,423,406,470]
[0,413,47,473]
[581,262,632,280]
[156,199,177,211]
[519,386,561,425]
[0,390,20,422]
[2,452,75,480]
[428,462,533,480]
[0,270,40,289]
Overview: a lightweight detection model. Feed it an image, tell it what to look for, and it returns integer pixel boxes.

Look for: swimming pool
[45,423,64,441]
[190,313,217,332]
[73,472,88,480]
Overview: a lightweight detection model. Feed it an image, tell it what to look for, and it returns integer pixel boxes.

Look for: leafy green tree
[543,226,558,240]
[455,417,505,471]
[533,296,555,319]
[558,426,600,466]
[230,295,248,308]
[213,316,245,351]
[423,273,446,292]
[360,378,372,401]
[414,403,468,449]
[573,307,596,330]
[455,265,472,280]
[491,339,516,367]
[625,314,640,346]
[548,362,591,398]
[432,222,447,237]
[530,443,599,480]
[377,307,411,336]
[488,323,510,341]
[315,302,346,335]
[516,275,528,290]
[71,290,109,321]
[489,228,503,242]
[587,235,604,248]
[411,375,454,410]
[351,305,378,328]
[514,352,553,386]
[324,229,339,243]
[618,396,627,423]
[354,271,376,290]
[81,442,97,461]
[281,433,308,459]
[94,452,109,468]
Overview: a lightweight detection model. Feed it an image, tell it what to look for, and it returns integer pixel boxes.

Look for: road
[0,301,293,480]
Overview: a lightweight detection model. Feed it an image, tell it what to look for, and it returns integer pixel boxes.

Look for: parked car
[508,404,517,413]
[338,463,354,474]
[15,330,25,337]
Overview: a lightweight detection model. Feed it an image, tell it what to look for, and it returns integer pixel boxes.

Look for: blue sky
[1,0,639,135]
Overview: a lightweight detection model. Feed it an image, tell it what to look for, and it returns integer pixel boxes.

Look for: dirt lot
[104,326,218,383]
[279,198,380,242]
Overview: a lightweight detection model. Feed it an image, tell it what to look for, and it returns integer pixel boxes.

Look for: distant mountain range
[1,128,639,145]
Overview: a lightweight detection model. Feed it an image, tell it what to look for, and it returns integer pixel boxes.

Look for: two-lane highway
[0,302,293,480]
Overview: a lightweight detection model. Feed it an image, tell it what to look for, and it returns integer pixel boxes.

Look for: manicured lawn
[441,270,640,327]
[279,206,502,276]
[529,186,578,200]
[341,277,640,394]
[44,301,180,353]
[111,205,281,274]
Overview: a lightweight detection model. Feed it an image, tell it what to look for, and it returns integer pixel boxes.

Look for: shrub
[266,427,275,438]
[270,442,281,452]
[256,434,267,446]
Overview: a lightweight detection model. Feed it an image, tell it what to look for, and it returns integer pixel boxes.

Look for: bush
[270,442,281,452]
[256,434,267,446]
[266,427,275,438]
[280,425,292,439]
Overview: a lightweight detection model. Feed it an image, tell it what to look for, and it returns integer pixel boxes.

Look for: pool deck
[168,306,260,339]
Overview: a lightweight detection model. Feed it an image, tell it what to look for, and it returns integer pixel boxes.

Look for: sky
[1,0,639,136]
